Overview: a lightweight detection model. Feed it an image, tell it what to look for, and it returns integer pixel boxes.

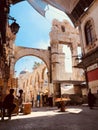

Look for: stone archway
[9,45,51,83]
[14,46,50,69]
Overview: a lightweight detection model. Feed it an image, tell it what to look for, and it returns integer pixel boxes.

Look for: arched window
[85,19,96,46]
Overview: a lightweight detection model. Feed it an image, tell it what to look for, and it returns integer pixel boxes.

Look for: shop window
[85,19,96,46]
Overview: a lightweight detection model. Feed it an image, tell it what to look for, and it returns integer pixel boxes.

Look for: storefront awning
[53,80,85,85]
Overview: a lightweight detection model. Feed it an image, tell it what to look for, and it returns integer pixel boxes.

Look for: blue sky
[10,1,72,76]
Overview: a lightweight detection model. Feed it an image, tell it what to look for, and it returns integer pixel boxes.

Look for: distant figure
[17,89,23,113]
[2,89,16,120]
[88,89,96,109]
[37,94,40,107]
[31,97,34,107]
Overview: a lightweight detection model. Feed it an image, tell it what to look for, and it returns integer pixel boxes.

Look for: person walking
[88,89,96,109]
[17,89,23,113]
[2,89,16,120]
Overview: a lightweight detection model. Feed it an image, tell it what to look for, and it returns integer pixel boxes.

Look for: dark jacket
[3,94,14,108]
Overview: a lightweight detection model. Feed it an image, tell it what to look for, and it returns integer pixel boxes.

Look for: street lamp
[10,21,20,34]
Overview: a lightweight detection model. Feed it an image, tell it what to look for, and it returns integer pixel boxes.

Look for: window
[61,25,65,32]
[85,20,96,46]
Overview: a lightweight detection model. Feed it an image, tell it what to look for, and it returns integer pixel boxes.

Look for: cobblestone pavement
[0,106,98,130]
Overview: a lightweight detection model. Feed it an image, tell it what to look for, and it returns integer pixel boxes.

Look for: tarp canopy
[26,0,79,17]
[43,0,79,13]
[11,0,94,26]
[11,0,79,14]
[27,0,48,17]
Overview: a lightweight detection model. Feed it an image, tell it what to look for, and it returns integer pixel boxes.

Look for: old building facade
[77,0,98,94]
[0,0,98,104]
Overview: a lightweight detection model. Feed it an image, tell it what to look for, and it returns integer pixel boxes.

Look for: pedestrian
[17,89,23,113]
[88,89,96,109]
[2,89,16,120]
[31,96,34,107]
[37,94,40,107]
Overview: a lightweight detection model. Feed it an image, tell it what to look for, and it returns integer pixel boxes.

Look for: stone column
[2,79,8,100]
[2,63,10,100]
[53,83,61,98]
[39,80,43,107]
[53,83,61,106]
[51,42,60,80]
[69,43,80,80]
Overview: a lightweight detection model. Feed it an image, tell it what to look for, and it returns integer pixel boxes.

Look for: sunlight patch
[66,108,82,114]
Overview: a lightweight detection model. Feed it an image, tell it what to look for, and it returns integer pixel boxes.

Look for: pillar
[2,63,10,100]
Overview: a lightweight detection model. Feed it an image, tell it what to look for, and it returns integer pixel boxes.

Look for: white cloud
[46,5,72,23]
[37,39,50,49]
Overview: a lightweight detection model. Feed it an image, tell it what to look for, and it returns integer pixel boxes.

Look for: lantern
[10,22,20,34]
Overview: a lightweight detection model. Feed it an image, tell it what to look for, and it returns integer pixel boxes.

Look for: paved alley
[0,106,98,130]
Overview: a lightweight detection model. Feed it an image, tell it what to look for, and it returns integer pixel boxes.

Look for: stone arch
[14,46,50,70]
